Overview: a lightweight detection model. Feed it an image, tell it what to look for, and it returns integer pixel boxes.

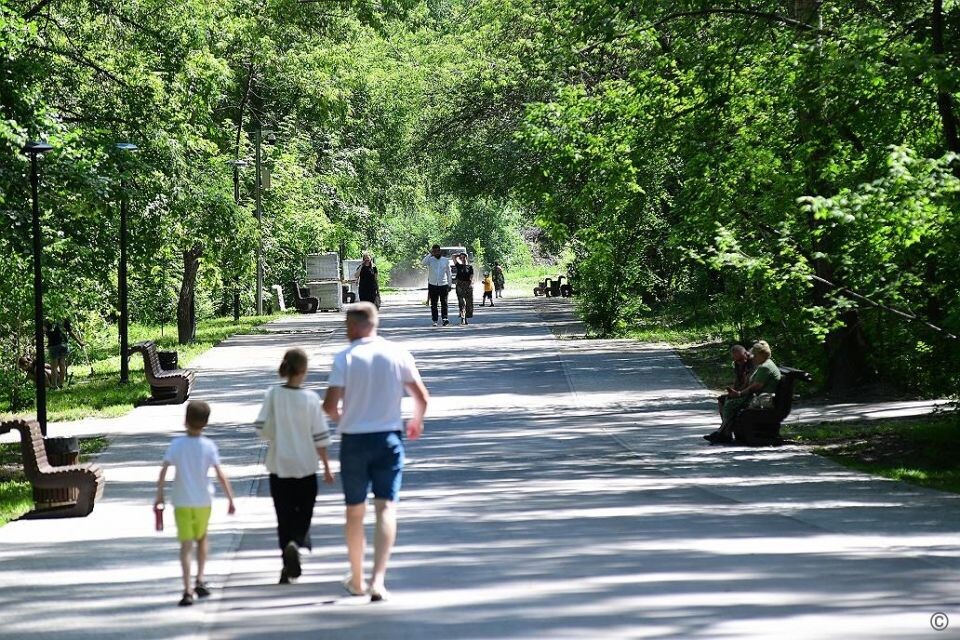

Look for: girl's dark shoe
[178,592,194,607]
[194,581,211,598]
[282,541,302,578]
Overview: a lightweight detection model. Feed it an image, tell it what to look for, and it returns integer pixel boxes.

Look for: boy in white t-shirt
[155,401,236,607]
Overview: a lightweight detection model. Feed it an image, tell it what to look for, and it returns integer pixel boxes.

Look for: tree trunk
[178,245,203,345]
[932,0,960,155]
[793,0,871,391]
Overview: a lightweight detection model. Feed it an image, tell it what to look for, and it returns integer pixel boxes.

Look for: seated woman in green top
[704,340,781,444]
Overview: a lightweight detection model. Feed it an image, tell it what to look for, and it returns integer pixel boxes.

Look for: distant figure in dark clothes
[355,253,381,309]
[45,318,84,389]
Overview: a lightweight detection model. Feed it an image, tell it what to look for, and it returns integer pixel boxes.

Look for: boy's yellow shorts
[174,506,212,542]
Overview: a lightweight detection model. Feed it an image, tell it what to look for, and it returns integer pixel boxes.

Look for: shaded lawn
[783,412,960,494]
[4,314,278,424]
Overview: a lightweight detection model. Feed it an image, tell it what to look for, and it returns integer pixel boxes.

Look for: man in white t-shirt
[323,302,429,601]
[421,244,451,326]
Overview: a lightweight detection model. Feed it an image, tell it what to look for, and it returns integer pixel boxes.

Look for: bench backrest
[130,341,164,375]
[772,367,812,421]
[0,420,48,479]
[289,281,305,302]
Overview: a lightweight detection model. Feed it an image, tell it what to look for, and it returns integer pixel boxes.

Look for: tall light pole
[227,159,248,322]
[23,141,54,435]
[253,129,275,316]
[115,142,138,384]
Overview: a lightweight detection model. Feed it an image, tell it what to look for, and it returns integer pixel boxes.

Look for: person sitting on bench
[718,344,754,415]
[704,340,781,444]
[18,355,53,388]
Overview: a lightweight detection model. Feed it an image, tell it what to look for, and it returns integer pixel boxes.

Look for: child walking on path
[155,401,236,607]
[255,348,334,584]
[481,273,495,307]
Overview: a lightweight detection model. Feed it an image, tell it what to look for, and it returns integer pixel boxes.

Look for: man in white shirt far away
[323,302,430,602]
[421,243,451,326]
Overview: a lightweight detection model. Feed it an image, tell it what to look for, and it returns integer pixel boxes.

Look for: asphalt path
[0,295,958,639]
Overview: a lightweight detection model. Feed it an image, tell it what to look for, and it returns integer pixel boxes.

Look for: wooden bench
[0,420,104,519]
[289,280,319,314]
[128,341,195,404]
[732,367,812,446]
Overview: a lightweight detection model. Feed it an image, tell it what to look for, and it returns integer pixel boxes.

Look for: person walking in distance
[354,253,381,308]
[492,263,505,299]
[323,302,429,601]
[421,244,451,326]
[255,348,335,584]
[452,252,475,325]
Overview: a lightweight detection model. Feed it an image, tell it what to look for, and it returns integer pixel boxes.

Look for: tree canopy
[2,0,959,409]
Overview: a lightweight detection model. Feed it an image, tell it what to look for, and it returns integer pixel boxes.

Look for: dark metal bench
[534,276,573,297]
[732,367,812,446]
[0,420,105,519]
[289,280,319,314]
[129,341,195,404]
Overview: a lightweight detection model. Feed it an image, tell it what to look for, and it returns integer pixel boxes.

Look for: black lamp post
[23,141,53,435]
[253,128,276,316]
[227,159,248,322]
[115,142,138,384]
[228,158,247,205]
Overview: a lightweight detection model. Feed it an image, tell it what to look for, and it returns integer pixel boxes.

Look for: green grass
[782,412,960,494]
[3,314,279,424]
[0,435,109,525]
[619,316,739,393]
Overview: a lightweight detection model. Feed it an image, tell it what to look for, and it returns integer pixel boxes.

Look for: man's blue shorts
[340,431,404,505]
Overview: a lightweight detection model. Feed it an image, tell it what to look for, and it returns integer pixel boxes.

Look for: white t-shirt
[255,386,332,478]
[421,254,451,286]
[328,336,422,434]
[163,435,220,507]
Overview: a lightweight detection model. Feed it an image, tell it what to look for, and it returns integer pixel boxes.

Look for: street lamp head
[228,159,248,168]
[115,142,138,152]
[266,132,277,145]
[22,141,53,155]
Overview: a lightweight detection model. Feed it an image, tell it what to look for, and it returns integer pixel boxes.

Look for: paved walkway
[0,296,958,639]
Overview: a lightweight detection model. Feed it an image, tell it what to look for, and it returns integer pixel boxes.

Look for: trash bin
[33,436,80,508]
[158,351,179,370]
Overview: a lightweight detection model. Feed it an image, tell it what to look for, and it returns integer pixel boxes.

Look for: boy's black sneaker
[282,541,302,579]
[178,592,194,607]
[194,581,211,598]
[279,569,291,584]
[442,319,449,326]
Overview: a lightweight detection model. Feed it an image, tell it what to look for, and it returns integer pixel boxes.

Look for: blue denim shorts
[339,431,404,505]
[48,344,68,361]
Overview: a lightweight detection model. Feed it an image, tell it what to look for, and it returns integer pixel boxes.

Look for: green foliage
[3,0,960,401]
[417,0,960,395]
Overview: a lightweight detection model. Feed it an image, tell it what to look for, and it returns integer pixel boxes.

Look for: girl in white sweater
[255,348,334,584]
